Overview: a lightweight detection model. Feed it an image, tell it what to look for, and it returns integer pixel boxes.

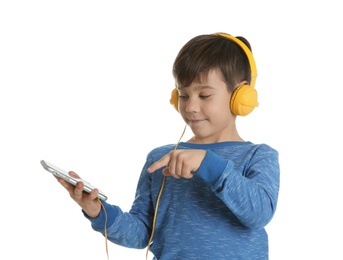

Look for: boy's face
[178,69,240,143]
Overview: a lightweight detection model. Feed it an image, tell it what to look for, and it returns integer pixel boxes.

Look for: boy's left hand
[147,149,206,179]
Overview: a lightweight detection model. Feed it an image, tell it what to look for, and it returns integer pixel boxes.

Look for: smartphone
[41,160,108,201]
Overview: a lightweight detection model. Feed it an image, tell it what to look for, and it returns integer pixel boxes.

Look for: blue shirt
[85,141,280,259]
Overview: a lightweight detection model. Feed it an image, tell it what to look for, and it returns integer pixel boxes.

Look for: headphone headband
[214,33,257,88]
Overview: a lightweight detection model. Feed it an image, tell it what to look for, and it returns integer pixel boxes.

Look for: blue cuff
[195,150,227,186]
[83,200,120,230]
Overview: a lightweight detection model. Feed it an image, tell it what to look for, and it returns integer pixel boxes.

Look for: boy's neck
[187,133,244,144]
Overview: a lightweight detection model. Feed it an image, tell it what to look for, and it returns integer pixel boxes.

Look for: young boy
[58,32,280,259]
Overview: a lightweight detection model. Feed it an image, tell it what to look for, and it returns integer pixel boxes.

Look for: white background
[1,1,342,259]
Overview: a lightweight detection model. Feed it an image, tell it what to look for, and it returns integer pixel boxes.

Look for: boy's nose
[185,97,200,113]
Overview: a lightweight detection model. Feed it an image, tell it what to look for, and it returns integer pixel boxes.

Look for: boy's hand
[56,171,101,218]
[147,149,206,179]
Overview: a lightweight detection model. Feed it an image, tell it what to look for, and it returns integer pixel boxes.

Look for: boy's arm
[83,160,155,249]
[196,146,280,229]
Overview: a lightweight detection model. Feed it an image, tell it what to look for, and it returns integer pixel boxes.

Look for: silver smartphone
[41,160,108,201]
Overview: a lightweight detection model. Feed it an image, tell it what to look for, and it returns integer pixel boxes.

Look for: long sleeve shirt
[84,141,280,259]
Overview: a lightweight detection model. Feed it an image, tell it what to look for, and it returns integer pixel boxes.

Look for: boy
[58,32,280,259]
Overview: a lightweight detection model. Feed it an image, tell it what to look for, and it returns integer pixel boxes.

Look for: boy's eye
[179,94,211,99]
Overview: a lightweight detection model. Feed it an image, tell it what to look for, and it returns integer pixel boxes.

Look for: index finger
[147,154,171,173]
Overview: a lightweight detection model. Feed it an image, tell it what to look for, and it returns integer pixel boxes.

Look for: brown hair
[172,33,252,93]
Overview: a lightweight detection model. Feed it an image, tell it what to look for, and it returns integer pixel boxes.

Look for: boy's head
[171,33,258,116]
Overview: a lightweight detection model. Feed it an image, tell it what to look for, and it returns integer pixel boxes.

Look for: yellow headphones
[170,33,259,116]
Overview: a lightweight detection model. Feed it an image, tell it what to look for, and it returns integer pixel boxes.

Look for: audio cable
[98,198,109,260]
[145,125,187,260]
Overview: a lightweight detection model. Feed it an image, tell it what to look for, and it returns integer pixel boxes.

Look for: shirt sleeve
[195,145,280,229]
[82,160,154,249]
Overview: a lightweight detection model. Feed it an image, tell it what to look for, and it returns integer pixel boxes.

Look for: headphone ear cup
[230,85,259,116]
[170,88,179,111]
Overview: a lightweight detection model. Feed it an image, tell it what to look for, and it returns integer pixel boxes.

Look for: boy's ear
[238,80,249,86]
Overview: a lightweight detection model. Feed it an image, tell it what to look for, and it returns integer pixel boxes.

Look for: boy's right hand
[56,171,102,218]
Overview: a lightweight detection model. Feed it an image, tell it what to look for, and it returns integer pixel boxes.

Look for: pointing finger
[147,154,171,173]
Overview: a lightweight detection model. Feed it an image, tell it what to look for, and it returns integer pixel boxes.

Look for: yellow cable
[98,198,109,260]
[145,125,187,260]
[145,175,166,260]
